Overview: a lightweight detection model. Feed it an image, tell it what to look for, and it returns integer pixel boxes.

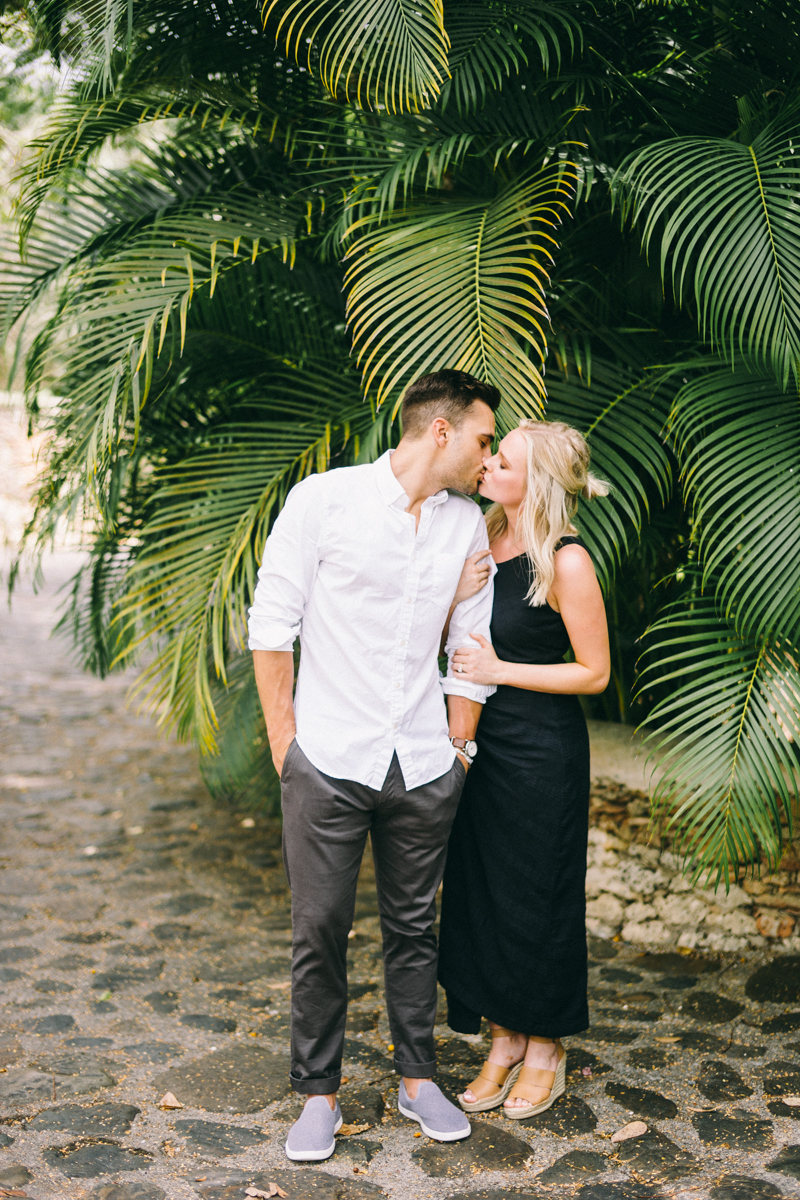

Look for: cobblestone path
[2,555,800,1200]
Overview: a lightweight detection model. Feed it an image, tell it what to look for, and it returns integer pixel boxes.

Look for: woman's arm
[451,543,610,695]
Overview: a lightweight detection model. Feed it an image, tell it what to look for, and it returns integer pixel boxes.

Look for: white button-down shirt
[247,450,496,789]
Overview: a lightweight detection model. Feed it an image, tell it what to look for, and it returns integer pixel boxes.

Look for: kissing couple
[248,369,610,1159]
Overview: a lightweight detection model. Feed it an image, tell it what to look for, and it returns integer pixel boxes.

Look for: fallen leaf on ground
[266,982,291,990]
[611,1120,647,1142]
[244,1186,288,1198]
[339,1122,370,1136]
[158,1091,184,1109]
[782,1095,800,1106]
[0,1190,30,1198]
[654,1036,681,1043]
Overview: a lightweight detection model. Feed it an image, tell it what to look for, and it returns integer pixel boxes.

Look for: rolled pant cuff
[290,1073,341,1095]
[394,1058,436,1078]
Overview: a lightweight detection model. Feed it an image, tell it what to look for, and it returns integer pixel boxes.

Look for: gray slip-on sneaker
[398,1079,471,1141]
[285,1096,343,1161]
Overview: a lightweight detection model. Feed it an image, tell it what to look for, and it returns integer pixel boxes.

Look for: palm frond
[669,362,800,641]
[1,163,179,340]
[344,165,576,417]
[118,380,391,752]
[263,0,450,113]
[63,0,134,93]
[545,360,673,590]
[617,106,800,388]
[640,591,800,883]
[199,653,280,811]
[55,527,136,677]
[441,0,579,116]
[25,194,298,492]
[12,91,279,239]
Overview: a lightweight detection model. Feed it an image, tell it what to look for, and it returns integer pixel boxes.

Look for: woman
[437,418,610,1119]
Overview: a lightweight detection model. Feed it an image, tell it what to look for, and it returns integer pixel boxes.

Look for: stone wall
[585,774,800,955]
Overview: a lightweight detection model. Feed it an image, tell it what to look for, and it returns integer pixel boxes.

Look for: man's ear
[431,416,451,447]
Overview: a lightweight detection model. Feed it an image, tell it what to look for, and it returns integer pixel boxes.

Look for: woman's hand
[451,633,505,686]
[452,550,493,607]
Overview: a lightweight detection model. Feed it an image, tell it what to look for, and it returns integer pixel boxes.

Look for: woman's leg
[459,1022,527,1105]
[503,1035,560,1109]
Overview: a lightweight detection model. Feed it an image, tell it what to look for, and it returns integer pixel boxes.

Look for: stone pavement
[3,557,800,1200]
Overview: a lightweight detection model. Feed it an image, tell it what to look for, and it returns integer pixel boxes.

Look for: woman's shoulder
[551,537,596,591]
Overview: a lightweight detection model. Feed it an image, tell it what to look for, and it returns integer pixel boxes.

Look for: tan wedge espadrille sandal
[504,1036,566,1119]
[457,1027,525,1114]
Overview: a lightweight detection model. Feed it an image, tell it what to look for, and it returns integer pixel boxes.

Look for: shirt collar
[373,449,450,510]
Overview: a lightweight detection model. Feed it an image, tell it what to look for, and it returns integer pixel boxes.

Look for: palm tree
[1,0,798,881]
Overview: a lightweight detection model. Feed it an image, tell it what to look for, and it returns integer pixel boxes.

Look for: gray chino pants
[280,741,466,1094]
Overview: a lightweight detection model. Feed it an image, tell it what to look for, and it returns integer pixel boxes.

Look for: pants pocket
[280,738,301,786]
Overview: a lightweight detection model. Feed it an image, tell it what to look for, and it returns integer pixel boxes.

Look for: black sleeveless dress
[438,538,590,1037]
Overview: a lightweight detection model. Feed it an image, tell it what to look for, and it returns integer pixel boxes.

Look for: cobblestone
[4,547,800,1197]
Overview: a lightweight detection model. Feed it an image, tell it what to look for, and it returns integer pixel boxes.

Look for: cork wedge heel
[458,1026,526,1114]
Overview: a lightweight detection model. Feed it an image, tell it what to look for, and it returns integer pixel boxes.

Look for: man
[248,369,499,1161]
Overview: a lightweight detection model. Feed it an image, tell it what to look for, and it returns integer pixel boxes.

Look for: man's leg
[281,742,374,1097]
[370,755,465,1086]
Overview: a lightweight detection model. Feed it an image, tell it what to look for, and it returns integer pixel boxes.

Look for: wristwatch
[449,736,477,764]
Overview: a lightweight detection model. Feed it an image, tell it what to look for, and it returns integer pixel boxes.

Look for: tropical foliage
[1,0,799,880]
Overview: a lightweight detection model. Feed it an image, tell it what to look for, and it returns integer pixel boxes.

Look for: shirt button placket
[393,535,417,739]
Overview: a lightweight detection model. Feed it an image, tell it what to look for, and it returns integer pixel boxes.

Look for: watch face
[466,740,477,758]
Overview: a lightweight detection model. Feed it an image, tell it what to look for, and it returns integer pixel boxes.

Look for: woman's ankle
[488,1031,527,1065]
[524,1038,558,1062]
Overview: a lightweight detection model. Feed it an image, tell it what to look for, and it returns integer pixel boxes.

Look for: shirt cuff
[440,677,496,704]
[247,618,298,653]
[248,637,295,653]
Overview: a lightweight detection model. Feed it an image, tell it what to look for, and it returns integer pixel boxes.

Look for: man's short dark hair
[400,370,501,438]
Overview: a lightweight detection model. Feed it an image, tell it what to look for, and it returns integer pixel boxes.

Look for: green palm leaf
[344,166,575,417]
[545,360,673,590]
[639,591,800,883]
[618,107,800,387]
[1,163,179,339]
[21,238,355,678]
[24,192,298,484]
[14,92,272,239]
[669,362,800,641]
[441,0,578,116]
[120,382,389,751]
[199,653,280,811]
[263,0,450,113]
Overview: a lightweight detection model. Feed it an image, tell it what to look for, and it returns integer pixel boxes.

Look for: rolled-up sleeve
[441,511,497,704]
[247,474,325,652]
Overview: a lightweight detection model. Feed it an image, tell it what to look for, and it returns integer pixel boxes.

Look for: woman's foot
[504,1037,559,1110]
[459,1026,527,1106]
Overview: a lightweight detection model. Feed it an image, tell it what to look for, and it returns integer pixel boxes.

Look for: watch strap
[449,736,475,763]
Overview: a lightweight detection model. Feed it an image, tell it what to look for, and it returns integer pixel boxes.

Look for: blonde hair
[485,419,609,606]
